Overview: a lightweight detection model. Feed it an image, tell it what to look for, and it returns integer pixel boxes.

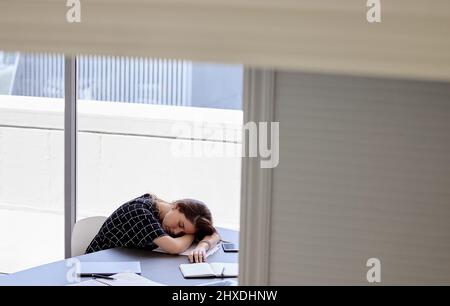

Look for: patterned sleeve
[121,206,168,248]
[85,199,167,254]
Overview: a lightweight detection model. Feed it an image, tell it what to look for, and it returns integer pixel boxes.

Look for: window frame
[64,56,77,258]
[63,58,270,286]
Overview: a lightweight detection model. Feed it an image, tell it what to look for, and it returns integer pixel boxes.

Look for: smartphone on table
[222,242,238,252]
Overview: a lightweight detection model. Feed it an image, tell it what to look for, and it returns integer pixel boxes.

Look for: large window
[0,51,64,273]
[0,51,242,273]
[77,55,243,230]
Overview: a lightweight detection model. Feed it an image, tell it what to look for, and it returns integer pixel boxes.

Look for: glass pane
[77,55,242,234]
[0,51,64,273]
[77,56,242,110]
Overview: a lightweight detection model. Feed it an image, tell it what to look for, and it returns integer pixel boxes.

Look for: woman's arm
[153,234,195,255]
[189,231,221,263]
[198,232,221,250]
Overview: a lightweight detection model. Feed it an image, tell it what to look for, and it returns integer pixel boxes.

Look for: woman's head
[161,198,216,241]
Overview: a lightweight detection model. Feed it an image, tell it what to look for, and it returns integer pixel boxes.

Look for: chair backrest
[71,216,107,257]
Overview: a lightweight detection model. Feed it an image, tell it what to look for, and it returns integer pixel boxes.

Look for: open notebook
[153,242,222,257]
[179,262,238,279]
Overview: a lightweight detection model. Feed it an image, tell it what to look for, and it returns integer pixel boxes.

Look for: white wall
[0,95,242,229]
[269,71,450,285]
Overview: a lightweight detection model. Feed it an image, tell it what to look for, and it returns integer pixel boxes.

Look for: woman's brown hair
[172,199,217,241]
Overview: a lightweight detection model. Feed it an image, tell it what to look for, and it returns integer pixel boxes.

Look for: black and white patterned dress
[85,193,168,254]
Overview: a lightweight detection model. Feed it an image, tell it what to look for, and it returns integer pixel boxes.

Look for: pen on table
[91,274,115,280]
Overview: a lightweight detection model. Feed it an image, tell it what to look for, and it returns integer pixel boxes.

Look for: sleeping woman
[85,193,221,263]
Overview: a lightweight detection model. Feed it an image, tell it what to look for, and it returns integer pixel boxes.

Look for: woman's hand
[188,245,208,263]
[188,233,221,263]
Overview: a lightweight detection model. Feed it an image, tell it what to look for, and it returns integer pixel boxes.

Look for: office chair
[71,216,107,257]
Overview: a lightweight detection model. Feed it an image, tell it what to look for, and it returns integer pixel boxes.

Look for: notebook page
[210,263,238,277]
[179,263,215,278]
[97,273,165,286]
[67,279,108,286]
